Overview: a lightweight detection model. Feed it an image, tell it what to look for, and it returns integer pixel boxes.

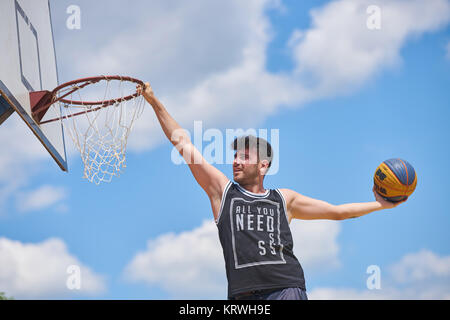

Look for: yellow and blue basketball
[373,158,417,203]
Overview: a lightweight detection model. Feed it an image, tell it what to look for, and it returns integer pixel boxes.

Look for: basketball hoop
[30,75,146,184]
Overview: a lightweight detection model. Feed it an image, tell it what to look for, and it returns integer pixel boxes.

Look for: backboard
[0,0,67,171]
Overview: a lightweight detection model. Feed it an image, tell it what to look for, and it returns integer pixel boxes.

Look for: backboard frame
[0,0,68,172]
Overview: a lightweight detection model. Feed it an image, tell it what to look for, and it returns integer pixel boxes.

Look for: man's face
[233,148,261,184]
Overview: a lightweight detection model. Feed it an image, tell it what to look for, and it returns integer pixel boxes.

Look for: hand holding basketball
[372,158,417,210]
[373,186,407,209]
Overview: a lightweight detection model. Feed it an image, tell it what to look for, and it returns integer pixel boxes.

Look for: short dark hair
[231,135,273,168]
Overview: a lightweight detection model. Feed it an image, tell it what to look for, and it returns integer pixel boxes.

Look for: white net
[50,77,145,184]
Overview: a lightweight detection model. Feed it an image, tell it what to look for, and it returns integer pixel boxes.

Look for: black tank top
[216,181,306,297]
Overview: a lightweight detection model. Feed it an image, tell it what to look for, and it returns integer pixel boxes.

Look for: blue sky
[0,0,449,299]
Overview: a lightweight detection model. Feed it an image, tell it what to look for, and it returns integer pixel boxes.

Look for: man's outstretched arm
[280,187,406,222]
[138,83,229,219]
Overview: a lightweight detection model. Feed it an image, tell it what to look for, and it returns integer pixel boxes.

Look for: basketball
[373,158,417,202]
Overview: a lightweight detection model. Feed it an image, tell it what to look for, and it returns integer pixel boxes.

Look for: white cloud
[4,0,447,188]
[126,220,448,300]
[124,220,227,299]
[3,0,448,167]
[389,249,450,284]
[124,219,340,298]
[15,185,68,213]
[53,0,306,153]
[130,0,449,151]
[290,219,341,272]
[0,237,106,298]
[0,114,49,181]
[0,115,53,214]
[308,287,387,300]
[54,0,281,97]
[290,0,450,98]
[309,249,450,300]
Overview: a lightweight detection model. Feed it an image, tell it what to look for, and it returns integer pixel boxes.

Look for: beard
[233,166,259,184]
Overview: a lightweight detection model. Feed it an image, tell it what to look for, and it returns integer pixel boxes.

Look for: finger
[393,197,408,207]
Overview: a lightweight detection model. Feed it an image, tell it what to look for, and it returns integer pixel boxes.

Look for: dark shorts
[229,287,308,300]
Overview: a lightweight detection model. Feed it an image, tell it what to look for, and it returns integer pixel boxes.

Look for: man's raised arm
[138,83,229,219]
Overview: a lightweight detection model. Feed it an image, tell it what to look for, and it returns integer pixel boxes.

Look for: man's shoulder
[278,188,293,195]
[277,188,297,204]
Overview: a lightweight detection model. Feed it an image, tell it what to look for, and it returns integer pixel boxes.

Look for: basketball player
[137,82,406,300]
